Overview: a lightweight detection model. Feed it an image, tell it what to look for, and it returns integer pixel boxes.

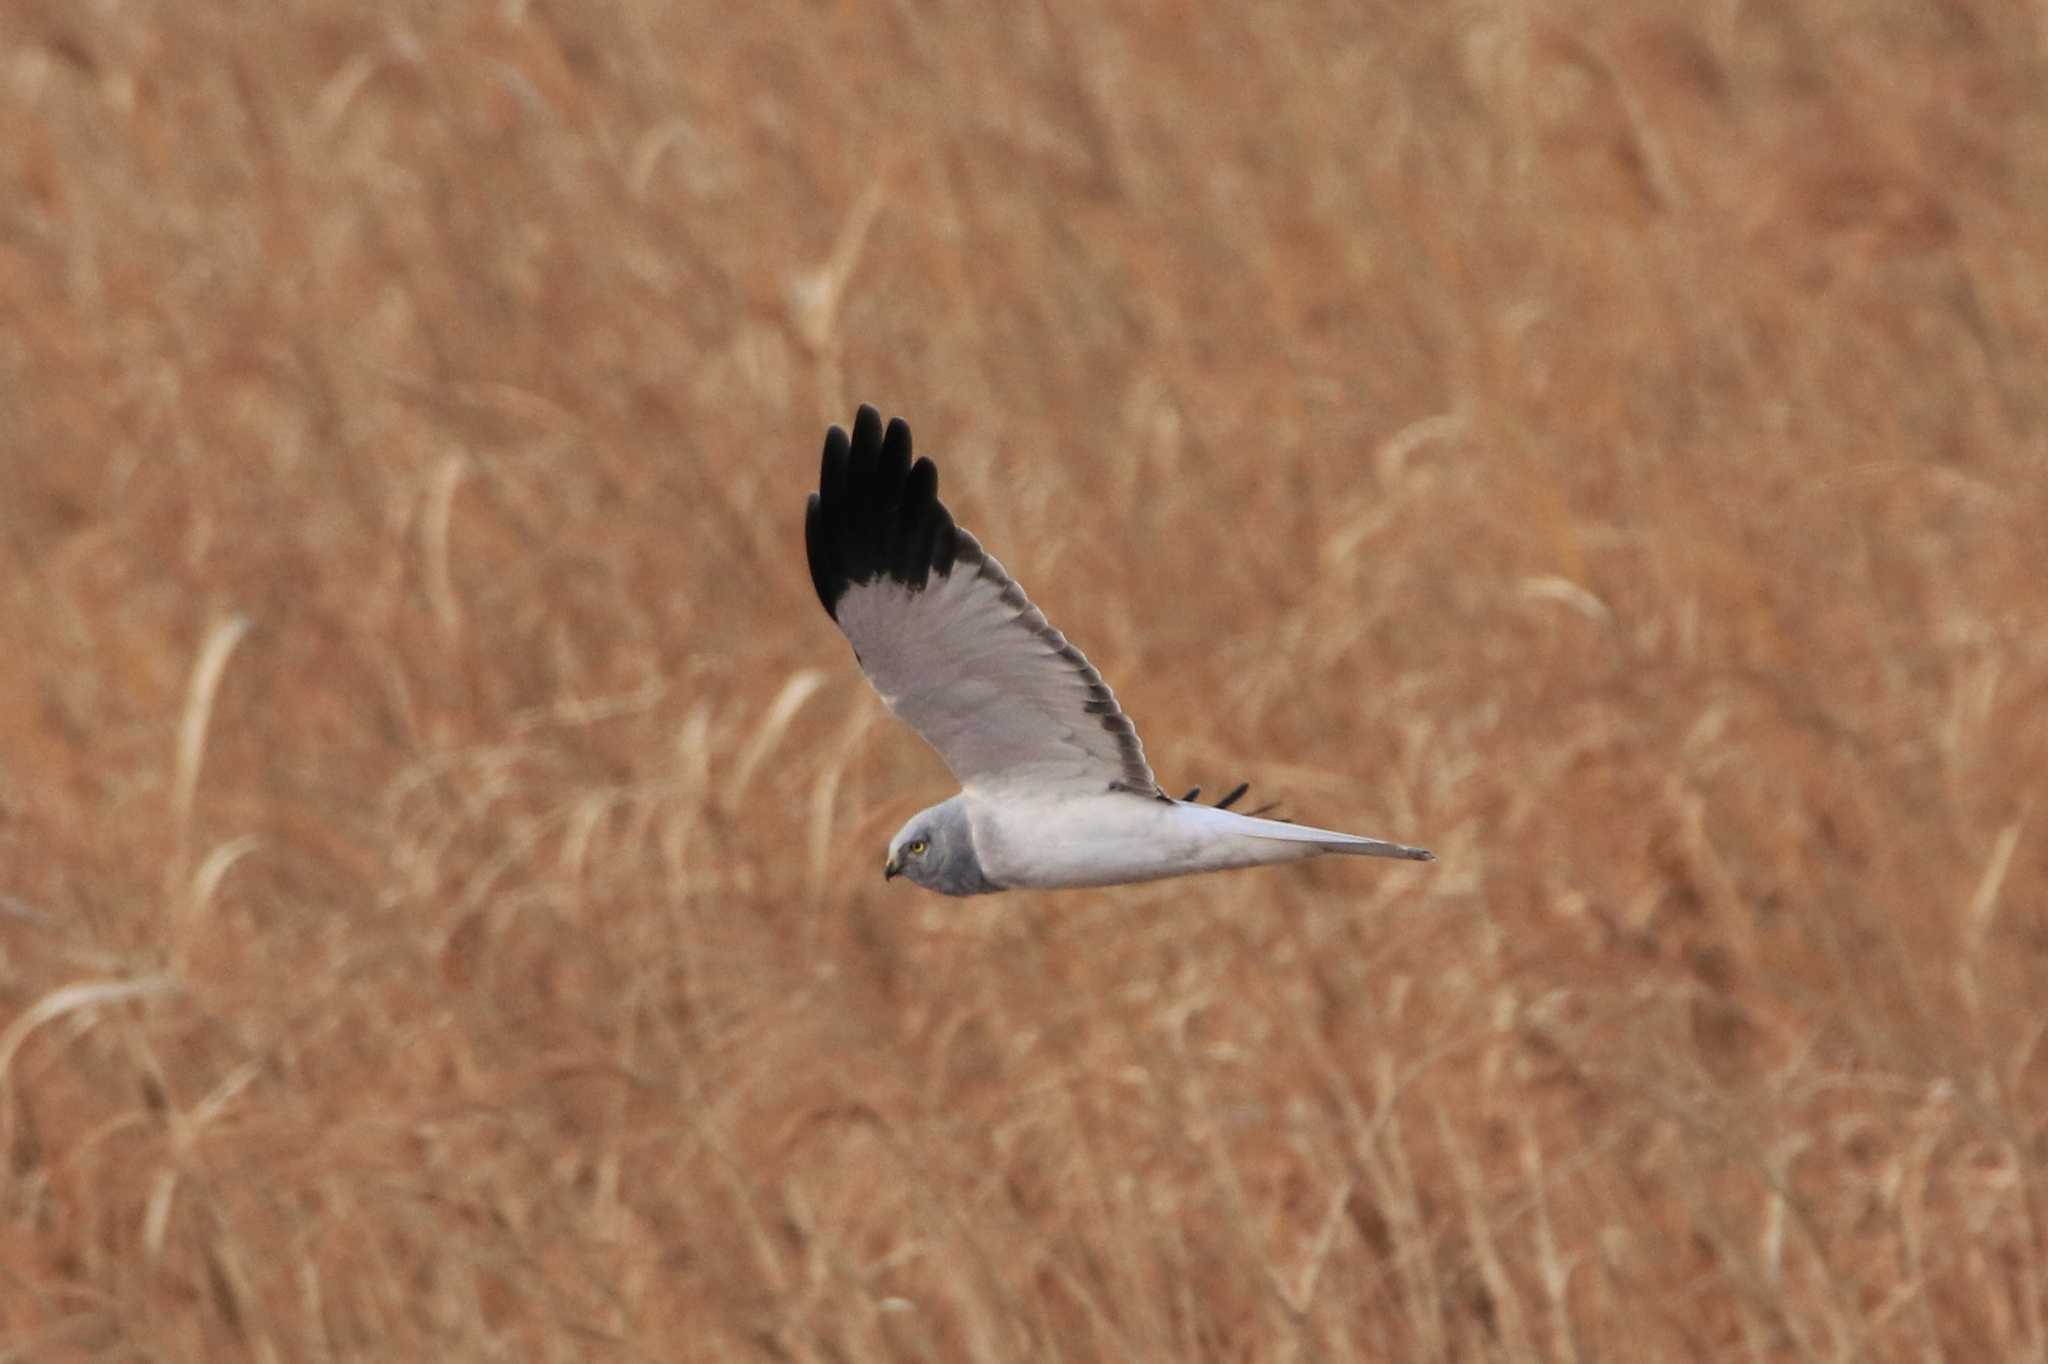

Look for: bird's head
[883,797,999,896]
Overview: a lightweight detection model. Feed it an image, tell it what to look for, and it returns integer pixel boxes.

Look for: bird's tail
[1175,803,1435,862]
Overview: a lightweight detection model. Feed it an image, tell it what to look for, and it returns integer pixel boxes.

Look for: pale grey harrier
[805,406,1434,895]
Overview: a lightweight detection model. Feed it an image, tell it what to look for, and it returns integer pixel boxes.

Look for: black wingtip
[804,407,961,618]
[804,492,833,616]
[851,404,884,453]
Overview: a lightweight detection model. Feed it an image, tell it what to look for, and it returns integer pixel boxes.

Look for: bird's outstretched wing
[805,406,1160,797]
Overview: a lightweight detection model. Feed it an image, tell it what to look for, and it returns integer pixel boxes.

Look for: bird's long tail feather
[1174,802,1434,862]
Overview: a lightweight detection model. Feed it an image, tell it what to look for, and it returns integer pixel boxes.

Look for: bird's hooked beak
[882,856,901,881]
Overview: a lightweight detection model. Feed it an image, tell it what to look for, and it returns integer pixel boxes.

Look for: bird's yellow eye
[907,839,929,857]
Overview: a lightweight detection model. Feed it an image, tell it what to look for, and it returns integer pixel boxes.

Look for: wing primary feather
[878,416,913,483]
[809,422,854,616]
[872,416,912,567]
[804,493,832,612]
[819,422,850,506]
[803,406,1161,797]
[847,405,885,535]
[896,457,942,585]
[931,506,959,577]
[849,404,884,470]
[805,407,964,617]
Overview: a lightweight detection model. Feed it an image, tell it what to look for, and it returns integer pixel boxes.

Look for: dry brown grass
[2,0,2045,1359]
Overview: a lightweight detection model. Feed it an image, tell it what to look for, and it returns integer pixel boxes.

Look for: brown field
[3,1,2046,1359]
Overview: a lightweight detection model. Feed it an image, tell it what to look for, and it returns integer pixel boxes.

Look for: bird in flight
[804,406,1435,895]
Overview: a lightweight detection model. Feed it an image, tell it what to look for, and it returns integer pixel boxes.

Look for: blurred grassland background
[2,0,2046,1360]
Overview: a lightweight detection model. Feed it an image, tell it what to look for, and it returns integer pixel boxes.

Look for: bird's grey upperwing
[804,406,1160,797]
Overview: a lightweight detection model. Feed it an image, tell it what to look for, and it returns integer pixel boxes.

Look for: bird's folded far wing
[805,406,1160,797]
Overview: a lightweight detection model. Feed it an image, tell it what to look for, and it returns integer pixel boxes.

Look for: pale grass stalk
[1280,1174,1356,1316]
[451,793,575,917]
[1436,1106,1537,1362]
[791,1075,1037,1364]
[590,1101,627,1251]
[796,173,888,411]
[1273,959,1463,1363]
[608,778,662,899]
[775,1172,905,1363]
[1962,1238,2019,1355]
[651,700,724,1084]
[142,1165,179,1260]
[626,114,694,198]
[806,1220,929,1359]
[0,975,179,1092]
[1936,651,2001,770]
[1957,817,2022,1018]
[675,1072,791,1300]
[190,835,262,921]
[1518,574,1614,624]
[1038,1251,1138,1362]
[1516,1119,1581,1364]
[1154,993,1300,1352]
[309,50,383,135]
[1760,1132,1811,1289]
[295,1258,329,1363]
[872,1291,949,1364]
[170,616,252,841]
[663,702,716,899]
[1857,817,2046,1354]
[509,677,667,734]
[1897,1091,1950,1364]
[1665,775,1756,974]
[1360,1052,1448,1364]
[175,835,263,975]
[1168,1215,1200,1358]
[1760,1182,1788,1291]
[142,1056,265,1266]
[791,176,886,353]
[882,1210,1006,1363]
[726,669,826,812]
[422,453,467,640]
[557,789,615,886]
[168,615,252,966]
[210,1231,283,1364]
[807,700,879,904]
[767,1169,826,1339]
[1042,1079,1157,1358]
[1657,1094,1848,1364]
[439,380,585,438]
[890,1135,1033,1364]
[673,700,714,792]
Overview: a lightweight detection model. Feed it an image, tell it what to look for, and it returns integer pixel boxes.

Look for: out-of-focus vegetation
[2,2,2044,1358]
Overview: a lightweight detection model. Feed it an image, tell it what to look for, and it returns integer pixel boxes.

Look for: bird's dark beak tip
[883,863,899,881]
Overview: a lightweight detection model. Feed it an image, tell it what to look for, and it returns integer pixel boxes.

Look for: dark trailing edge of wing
[805,404,961,620]
[1171,780,1283,815]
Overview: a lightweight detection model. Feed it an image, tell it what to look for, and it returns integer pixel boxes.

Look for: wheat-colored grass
[1,0,2044,1359]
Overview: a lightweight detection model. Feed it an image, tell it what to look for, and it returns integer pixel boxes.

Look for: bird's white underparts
[804,405,1434,896]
